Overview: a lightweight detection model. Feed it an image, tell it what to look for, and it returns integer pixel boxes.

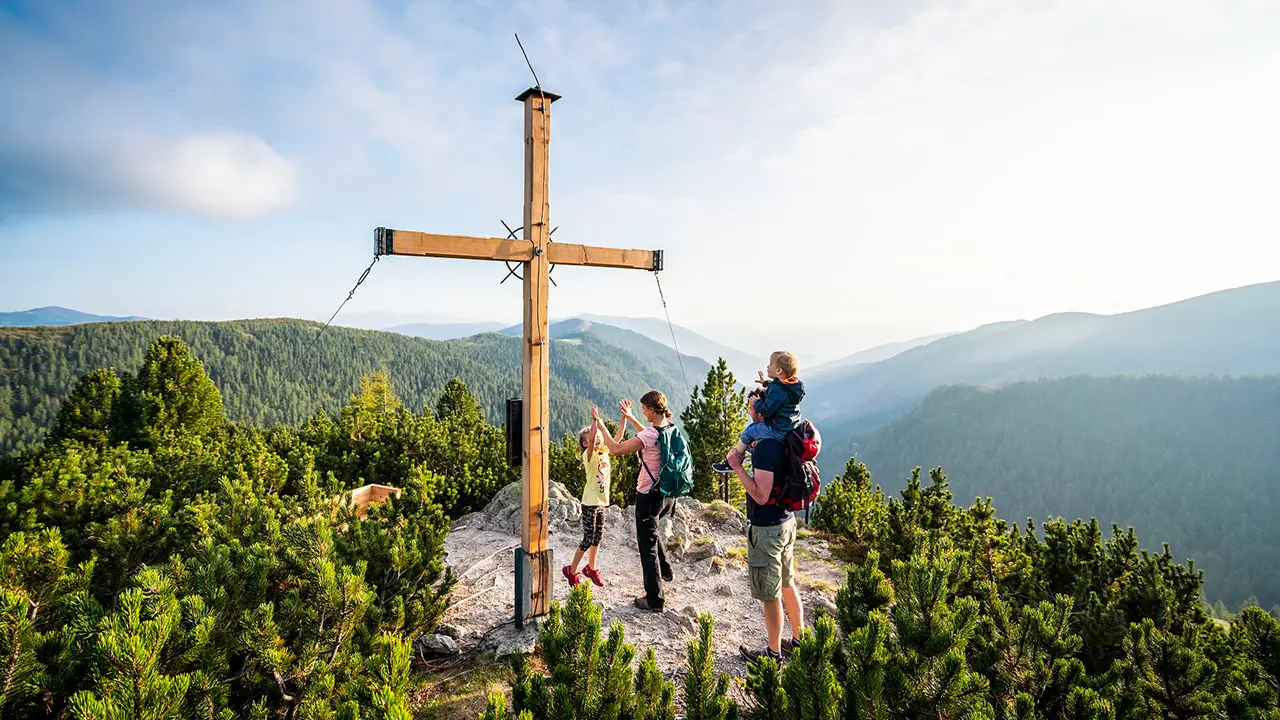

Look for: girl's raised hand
[590,405,600,421]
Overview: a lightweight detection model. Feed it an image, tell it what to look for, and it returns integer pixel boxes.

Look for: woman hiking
[597,390,675,612]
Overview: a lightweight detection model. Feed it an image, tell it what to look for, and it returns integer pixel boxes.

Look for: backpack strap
[640,425,668,490]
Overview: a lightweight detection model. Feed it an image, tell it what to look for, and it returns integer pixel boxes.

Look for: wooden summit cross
[373,87,663,625]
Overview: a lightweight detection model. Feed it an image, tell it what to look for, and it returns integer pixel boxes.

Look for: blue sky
[2,0,1278,362]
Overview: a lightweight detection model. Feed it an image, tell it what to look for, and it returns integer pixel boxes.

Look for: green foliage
[48,368,120,446]
[634,647,678,720]
[680,359,747,503]
[780,615,842,720]
[0,337,491,718]
[812,458,887,549]
[502,583,676,720]
[115,335,226,448]
[744,655,788,720]
[0,319,703,455]
[855,375,1280,606]
[684,613,738,720]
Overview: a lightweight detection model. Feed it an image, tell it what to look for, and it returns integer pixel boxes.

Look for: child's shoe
[561,565,581,587]
[711,461,733,473]
[581,566,605,587]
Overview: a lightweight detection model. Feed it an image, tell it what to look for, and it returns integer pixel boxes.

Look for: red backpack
[767,419,822,518]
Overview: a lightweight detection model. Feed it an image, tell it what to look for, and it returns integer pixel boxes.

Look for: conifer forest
[2,336,1278,719]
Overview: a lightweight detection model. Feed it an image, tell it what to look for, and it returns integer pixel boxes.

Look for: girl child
[562,405,625,587]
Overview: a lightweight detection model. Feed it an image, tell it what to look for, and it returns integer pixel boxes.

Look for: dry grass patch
[414,654,514,720]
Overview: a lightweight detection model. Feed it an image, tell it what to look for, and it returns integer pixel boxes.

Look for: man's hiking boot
[634,596,663,612]
[561,565,580,587]
[581,566,604,587]
[781,637,798,658]
[661,565,674,582]
[711,461,733,473]
[739,645,784,664]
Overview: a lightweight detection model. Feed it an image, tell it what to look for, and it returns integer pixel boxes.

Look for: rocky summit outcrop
[441,481,845,677]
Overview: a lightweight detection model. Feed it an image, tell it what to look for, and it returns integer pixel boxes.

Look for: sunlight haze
[2,0,1277,363]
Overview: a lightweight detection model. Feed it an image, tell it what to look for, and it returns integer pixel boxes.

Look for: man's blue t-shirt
[746,438,792,527]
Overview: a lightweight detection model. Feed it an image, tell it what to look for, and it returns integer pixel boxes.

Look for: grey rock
[686,539,725,562]
[496,636,538,658]
[715,584,735,597]
[480,624,539,658]
[416,633,460,657]
[436,623,466,640]
[476,480,581,535]
[675,496,703,513]
[811,592,838,618]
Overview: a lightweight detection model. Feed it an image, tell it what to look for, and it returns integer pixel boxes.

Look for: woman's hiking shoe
[711,461,733,473]
[581,566,604,587]
[661,566,674,582]
[739,645,784,663]
[634,596,663,612]
[561,565,580,587]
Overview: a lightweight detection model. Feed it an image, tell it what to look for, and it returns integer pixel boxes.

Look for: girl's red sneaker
[561,565,581,587]
[581,566,604,587]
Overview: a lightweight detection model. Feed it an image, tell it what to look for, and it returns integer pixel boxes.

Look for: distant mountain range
[574,314,760,381]
[809,280,1280,438]
[0,306,147,327]
[383,321,507,340]
[810,332,956,374]
[379,312,762,382]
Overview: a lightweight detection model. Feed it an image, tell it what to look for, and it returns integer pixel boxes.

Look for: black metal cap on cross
[373,88,664,623]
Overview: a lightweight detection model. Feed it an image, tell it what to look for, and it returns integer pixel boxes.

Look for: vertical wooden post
[516,87,559,623]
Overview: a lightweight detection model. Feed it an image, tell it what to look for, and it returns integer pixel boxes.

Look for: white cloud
[123,131,298,219]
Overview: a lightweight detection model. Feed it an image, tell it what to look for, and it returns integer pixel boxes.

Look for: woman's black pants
[635,490,673,608]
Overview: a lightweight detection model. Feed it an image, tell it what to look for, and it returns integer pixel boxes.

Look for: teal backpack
[643,424,694,498]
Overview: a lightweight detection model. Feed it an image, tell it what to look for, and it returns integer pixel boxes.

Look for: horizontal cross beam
[375,227,663,272]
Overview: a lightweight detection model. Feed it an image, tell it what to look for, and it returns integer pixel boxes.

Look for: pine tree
[634,647,678,720]
[362,633,416,720]
[972,586,1086,719]
[744,655,788,720]
[48,368,121,446]
[65,569,217,720]
[113,336,225,448]
[841,612,892,720]
[883,541,990,718]
[509,583,643,720]
[680,359,747,503]
[1115,618,1221,718]
[812,458,888,550]
[684,613,738,720]
[780,615,842,720]
[835,550,894,634]
[1231,607,1280,710]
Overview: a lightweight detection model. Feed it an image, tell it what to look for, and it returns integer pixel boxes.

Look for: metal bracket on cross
[499,220,559,286]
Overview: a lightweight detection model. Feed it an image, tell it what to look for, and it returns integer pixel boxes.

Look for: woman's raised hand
[620,398,633,417]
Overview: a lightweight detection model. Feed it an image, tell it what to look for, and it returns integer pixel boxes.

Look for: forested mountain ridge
[848,374,1280,608]
[0,318,708,454]
[806,280,1280,435]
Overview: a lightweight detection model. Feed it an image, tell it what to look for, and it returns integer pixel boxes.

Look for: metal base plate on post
[514,547,554,629]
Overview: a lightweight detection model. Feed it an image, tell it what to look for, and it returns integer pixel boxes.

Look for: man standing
[730,391,805,662]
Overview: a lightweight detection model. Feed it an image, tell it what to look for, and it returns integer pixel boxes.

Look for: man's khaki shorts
[747,517,797,601]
